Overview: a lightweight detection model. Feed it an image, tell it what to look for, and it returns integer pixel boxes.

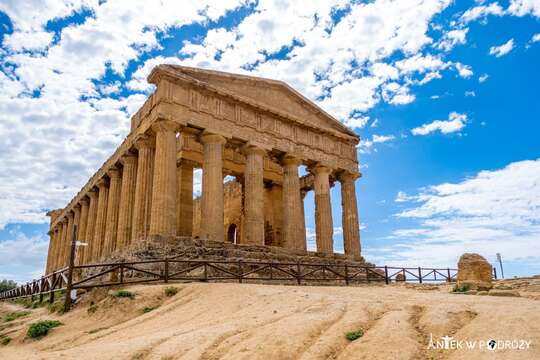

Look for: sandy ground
[0,281,539,360]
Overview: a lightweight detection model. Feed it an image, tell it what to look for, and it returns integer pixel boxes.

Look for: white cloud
[478,73,489,82]
[531,33,540,42]
[460,2,504,23]
[344,116,370,130]
[0,229,49,283]
[437,28,469,51]
[0,1,246,229]
[464,90,476,97]
[358,134,395,153]
[388,159,540,268]
[489,38,515,57]
[175,0,453,122]
[508,0,540,17]
[412,112,468,135]
[454,62,473,78]
[3,31,54,51]
[372,134,395,143]
[395,191,414,203]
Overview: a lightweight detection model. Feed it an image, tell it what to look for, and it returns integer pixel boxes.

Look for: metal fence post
[296,261,301,285]
[418,267,422,284]
[493,266,497,280]
[447,268,451,282]
[384,266,389,285]
[344,264,349,286]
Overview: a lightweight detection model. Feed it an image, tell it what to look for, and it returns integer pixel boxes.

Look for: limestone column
[176,159,195,236]
[132,135,155,241]
[117,154,138,249]
[93,179,109,261]
[338,171,361,257]
[104,167,122,255]
[311,165,334,254]
[54,221,65,271]
[300,190,307,251]
[84,190,98,264]
[45,229,55,274]
[72,205,81,265]
[281,155,303,250]
[76,198,89,266]
[243,145,265,245]
[51,227,60,271]
[200,133,226,241]
[62,212,75,267]
[149,120,179,238]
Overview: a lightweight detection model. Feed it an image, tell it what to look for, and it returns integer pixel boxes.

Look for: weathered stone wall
[80,237,372,287]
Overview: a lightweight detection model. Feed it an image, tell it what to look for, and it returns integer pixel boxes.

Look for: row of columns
[46,119,362,274]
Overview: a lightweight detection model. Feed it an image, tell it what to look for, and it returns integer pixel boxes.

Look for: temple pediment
[148,65,357,139]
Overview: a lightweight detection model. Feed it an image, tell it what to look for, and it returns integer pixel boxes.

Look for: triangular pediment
[152,65,357,138]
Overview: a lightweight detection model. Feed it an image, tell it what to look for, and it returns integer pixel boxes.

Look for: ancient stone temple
[44,65,362,274]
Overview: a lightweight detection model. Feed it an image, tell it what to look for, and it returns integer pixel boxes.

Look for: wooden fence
[0,257,467,310]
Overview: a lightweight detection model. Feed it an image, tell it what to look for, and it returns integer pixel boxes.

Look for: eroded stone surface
[457,253,493,291]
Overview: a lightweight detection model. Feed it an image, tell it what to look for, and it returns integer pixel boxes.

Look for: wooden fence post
[39,277,44,303]
[164,258,169,283]
[344,264,349,286]
[63,225,78,313]
[447,268,451,282]
[384,266,389,285]
[49,273,56,304]
[238,260,243,284]
[418,267,422,284]
[296,261,301,285]
[493,266,497,280]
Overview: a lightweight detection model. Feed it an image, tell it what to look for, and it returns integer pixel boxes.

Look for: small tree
[0,279,17,292]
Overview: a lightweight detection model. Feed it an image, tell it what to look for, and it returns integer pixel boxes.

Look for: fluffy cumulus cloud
[460,2,505,23]
[0,229,49,283]
[411,112,468,136]
[155,0,456,120]
[0,0,478,230]
[0,1,246,228]
[0,0,538,281]
[489,38,515,57]
[357,134,395,153]
[508,0,540,17]
[384,159,540,267]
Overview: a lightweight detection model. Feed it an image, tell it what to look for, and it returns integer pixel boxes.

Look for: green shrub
[0,279,17,292]
[4,311,30,322]
[142,306,157,313]
[0,335,11,346]
[26,320,62,339]
[47,302,65,315]
[345,329,364,341]
[453,284,470,293]
[164,286,178,297]
[113,290,135,299]
[87,302,98,314]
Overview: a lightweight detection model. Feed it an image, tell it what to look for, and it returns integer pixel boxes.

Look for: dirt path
[0,282,539,359]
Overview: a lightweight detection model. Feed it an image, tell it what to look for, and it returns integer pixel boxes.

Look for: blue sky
[0,0,539,283]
